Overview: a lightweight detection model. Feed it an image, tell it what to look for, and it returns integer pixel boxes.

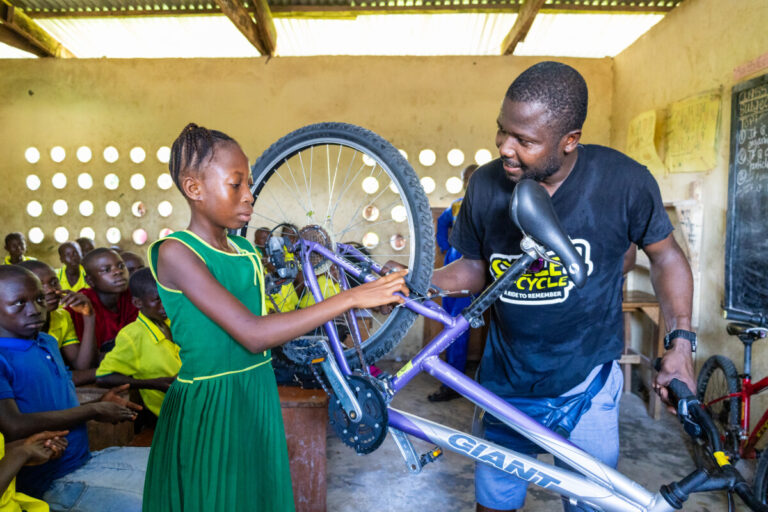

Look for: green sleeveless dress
[143,231,295,512]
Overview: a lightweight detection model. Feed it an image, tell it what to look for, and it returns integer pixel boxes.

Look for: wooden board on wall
[724,72,768,317]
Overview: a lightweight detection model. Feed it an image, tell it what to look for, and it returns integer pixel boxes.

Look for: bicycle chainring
[328,375,388,455]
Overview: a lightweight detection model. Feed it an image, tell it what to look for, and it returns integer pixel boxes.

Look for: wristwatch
[664,329,697,352]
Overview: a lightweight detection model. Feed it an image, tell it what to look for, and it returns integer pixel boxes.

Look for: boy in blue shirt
[0,266,149,512]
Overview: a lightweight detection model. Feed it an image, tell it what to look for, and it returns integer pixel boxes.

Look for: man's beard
[503,152,562,182]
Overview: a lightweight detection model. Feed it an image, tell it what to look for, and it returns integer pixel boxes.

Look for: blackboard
[724,73,768,317]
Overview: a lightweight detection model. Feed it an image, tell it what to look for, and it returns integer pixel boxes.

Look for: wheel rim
[703,367,733,439]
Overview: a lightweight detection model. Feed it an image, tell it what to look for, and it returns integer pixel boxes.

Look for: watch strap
[664,329,697,352]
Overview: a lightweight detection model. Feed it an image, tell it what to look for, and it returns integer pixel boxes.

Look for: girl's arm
[157,239,408,353]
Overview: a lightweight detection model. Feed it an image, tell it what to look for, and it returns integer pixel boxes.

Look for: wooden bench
[619,290,666,420]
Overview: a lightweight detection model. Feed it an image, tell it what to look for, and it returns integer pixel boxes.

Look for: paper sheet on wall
[665,91,722,173]
[626,110,666,177]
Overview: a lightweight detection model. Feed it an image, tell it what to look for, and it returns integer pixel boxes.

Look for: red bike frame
[709,374,768,459]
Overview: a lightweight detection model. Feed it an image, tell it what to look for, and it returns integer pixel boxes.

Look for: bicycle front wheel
[244,123,434,367]
[696,355,741,463]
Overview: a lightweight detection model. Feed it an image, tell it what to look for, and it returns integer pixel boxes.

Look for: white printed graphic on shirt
[489,239,594,305]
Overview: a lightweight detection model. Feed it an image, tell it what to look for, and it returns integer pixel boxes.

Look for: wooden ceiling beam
[0,0,74,57]
[214,0,275,56]
[251,0,276,56]
[500,0,545,55]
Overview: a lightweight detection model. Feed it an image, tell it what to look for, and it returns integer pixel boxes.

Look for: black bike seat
[508,179,587,288]
[727,322,767,339]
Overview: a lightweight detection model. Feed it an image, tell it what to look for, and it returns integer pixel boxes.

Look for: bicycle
[696,309,768,501]
[241,122,768,511]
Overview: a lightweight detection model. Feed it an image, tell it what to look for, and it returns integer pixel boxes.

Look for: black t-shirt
[450,144,673,398]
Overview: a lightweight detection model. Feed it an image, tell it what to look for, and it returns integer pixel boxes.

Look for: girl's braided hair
[169,123,236,196]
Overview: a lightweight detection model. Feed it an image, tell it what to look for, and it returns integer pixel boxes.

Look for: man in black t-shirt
[430,62,696,512]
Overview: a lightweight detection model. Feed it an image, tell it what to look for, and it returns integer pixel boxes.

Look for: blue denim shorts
[475,361,623,511]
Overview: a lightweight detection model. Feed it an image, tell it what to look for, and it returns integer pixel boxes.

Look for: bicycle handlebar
[723,309,767,327]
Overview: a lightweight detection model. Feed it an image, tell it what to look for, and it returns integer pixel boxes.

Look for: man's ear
[562,130,582,154]
[182,174,202,201]
[131,296,143,310]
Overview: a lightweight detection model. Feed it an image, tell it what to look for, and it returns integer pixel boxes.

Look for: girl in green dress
[143,124,408,512]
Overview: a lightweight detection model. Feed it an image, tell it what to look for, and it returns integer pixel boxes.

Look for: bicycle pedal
[419,447,443,467]
[281,336,329,365]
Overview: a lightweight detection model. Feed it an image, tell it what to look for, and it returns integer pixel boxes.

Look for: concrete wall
[0,55,612,358]
[612,0,768,377]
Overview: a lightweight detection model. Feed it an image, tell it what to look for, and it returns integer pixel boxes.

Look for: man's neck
[96,289,120,312]
[541,147,579,196]
[65,265,79,285]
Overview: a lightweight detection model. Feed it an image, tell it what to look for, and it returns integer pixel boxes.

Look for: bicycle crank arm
[313,339,364,422]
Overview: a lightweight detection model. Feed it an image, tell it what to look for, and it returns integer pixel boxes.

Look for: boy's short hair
[129,268,157,299]
[0,264,37,285]
[16,260,53,274]
[82,247,119,275]
[4,232,24,246]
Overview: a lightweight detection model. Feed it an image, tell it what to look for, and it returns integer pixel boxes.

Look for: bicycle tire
[696,355,741,464]
[755,446,768,503]
[243,122,434,368]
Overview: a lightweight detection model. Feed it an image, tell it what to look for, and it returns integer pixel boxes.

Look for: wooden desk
[620,290,666,420]
[279,386,329,512]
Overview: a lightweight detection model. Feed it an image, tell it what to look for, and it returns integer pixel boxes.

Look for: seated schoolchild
[119,252,145,277]
[17,261,97,373]
[1,429,68,512]
[68,249,138,354]
[56,242,88,292]
[0,266,147,511]
[4,233,35,266]
[74,238,94,258]
[96,269,180,418]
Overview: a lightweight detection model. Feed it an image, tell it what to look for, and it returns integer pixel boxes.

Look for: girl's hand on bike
[348,269,409,309]
[654,346,696,412]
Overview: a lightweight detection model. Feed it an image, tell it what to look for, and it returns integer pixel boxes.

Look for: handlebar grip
[723,309,767,327]
[667,379,696,405]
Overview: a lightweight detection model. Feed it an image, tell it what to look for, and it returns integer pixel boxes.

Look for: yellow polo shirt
[3,255,35,265]
[56,265,89,292]
[95,313,181,417]
[267,283,299,313]
[0,433,49,512]
[47,308,79,349]
[298,275,340,309]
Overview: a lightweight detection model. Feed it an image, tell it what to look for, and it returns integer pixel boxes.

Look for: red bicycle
[697,309,768,501]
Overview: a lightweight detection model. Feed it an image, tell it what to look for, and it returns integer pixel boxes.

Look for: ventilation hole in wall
[26,175,41,191]
[474,149,492,165]
[76,146,92,163]
[131,201,146,217]
[130,173,145,190]
[447,148,465,167]
[362,232,379,249]
[26,201,42,217]
[445,176,463,194]
[157,173,173,190]
[132,228,148,245]
[50,146,66,163]
[363,205,379,222]
[25,147,40,164]
[28,227,44,244]
[80,227,95,240]
[362,176,379,194]
[52,172,67,189]
[388,181,398,193]
[130,147,146,164]
[362,154,376,167]
[156,146,171,164]
[77,173,93,190]
[390,234,406,251]
[103,146,119,163]
[54,227,69,243]
[420,177,436,194]
[159,228,173,238]
[158,201,173,217]
[398,149,408,161]
[52,199,68,216]
[105,201,121,217]
[418,149,436,167]
[104,173,119,190]
[106,227,121,244]
[391,205,407,223]
[79,200,94,217]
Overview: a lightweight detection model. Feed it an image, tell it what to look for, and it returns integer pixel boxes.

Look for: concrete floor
[326,361,734,511]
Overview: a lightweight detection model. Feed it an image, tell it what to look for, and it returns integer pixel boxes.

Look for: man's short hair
[0,265,37,285]
[82,247,119,274]
[16,260,52,274]
[4,232,23,246]
[505,61,588,137]
[129,267,157,299]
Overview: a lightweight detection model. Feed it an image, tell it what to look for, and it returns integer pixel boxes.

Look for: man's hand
[59,290,93,316]
[653,338,696,412]
[19,430,69,465]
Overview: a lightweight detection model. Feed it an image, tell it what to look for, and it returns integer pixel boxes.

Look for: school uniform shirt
[2,255,35,265]
[46,308,79,349]
[298,275,340,309]
[68,288,138,350]
[95,313,181,417]
[0,432,49,512]
[56,265,89,292]
[266,282,299,313]
[0,334,90,497]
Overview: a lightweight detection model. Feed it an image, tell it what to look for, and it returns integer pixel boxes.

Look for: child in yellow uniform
[3,234,35,266]
[55,242,88,292]
[0,430,68,512]
[96,269,180,417]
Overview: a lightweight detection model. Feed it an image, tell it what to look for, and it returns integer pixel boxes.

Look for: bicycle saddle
[508,179,587,288]
[727,322,768,338]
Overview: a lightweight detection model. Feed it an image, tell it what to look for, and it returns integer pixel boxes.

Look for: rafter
[0,0,73,57]
[213,0,275,56]
[500,0,545,55]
